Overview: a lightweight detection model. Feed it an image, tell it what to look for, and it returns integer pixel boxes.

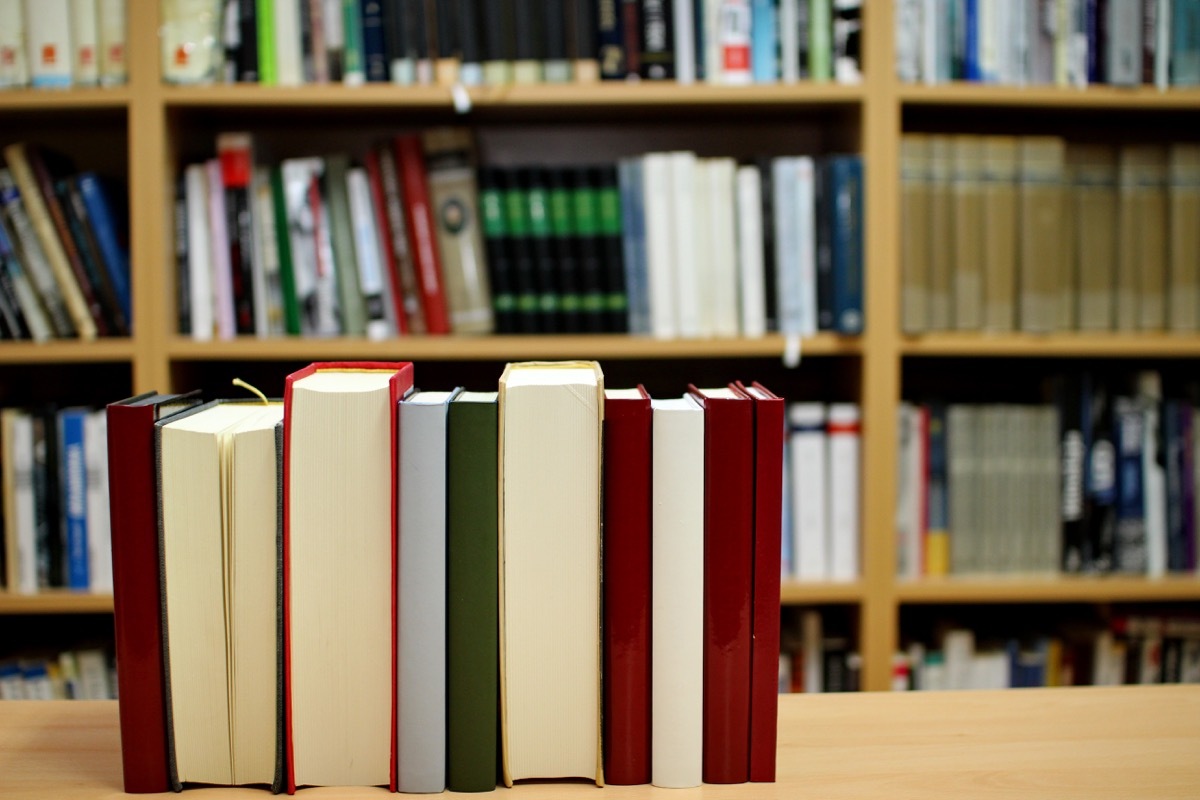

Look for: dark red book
[107,391,202,793]
[602,385,652,785]
[283,364,415,796]
[687,384,754,785]
[364,147,410,335]
[736,381,784,782]
[394,135,450,334]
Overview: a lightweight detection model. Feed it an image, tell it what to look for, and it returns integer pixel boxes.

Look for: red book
[394,135,450,334]
[283,362,413,793]
[736,381,784,782]
[602,386,652,785]
[687,384,754,785]
[364,147,410,334]
[107,391,201,793]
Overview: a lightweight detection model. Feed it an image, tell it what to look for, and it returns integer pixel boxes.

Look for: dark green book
[501,168,541,333]
[595,165,628,333]
[321,154,366,336]
[478,167,517,334]
[447,391,500,793]
[570,168,606,332]
[524,168,561,333]
[548,168,582,333]
[269,166,301,335]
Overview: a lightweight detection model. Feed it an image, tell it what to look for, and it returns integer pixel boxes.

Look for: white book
[779,0,800,82]
[674,0,697,84]
[184,164,214,342]
[708,158,739,337]
[1143,411,1167,579]
[205,159,236,340]
[96,0,125,85]
[717,0,753,84]
[26,0,72,88]
[396,390,456,793]
[644,153,677,339]
[346,167,390,340]
[84,410,111,593]
[895,403,923,581]
[250,166,285,337]
[789,402,828,581]
[827,403,861,581]
[650,395,704,789]
[802,610,822,693]
[921,0,938,84]
[0,0,30,88]
[795,156,817,337]
[162,0,222,84]
[2,411,37,593]
[979,0,998,83]
[1156,0,1171,91]
[692,160,716,338]
[70,0,99,86]
[274,0,303,85]
[772,158,802,335]
[943,629,975,690]
[735,164,766,337]
[671,152,703,338]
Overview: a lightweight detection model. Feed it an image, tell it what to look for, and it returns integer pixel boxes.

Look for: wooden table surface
[1,686,1198,799]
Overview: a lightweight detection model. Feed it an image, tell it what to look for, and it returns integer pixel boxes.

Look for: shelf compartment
[0,592,114,615]
[166,333,861,362]
[780,581,865,605]
[898,83,1200,110]
[0,339,137,364]
[897,576,1200,604]
[901,333,1200,358]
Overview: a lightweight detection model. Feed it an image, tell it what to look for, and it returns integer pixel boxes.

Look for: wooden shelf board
[0,87,132,110]
[897,575,1200,604]
[898,83,1200,110]
[0,339,136,365]
[0,592,114,614]
[166,333,860,362]
[901,332,1200,358]
[160,81,864,109]
[780,581,865,604]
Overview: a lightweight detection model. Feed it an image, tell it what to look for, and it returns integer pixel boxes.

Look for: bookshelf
[1,1,1198,694]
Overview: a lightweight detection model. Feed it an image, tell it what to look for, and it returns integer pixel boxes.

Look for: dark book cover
[361,0,390,81]
[1060,372,1088,573]
[32,408,61,587]
[58,178,128,336]
[395,135,451,333]
[1085,377,1117,573]
[755,157,778,332]
[595,165,628,333]
[218,136,257,335]
[543,0,569,74]
[458,0,484,74]
[571,167,606,333]
[1114,396,1147,573]
[639,0,674,79]
[815,158,834,331]
[375,145,425,333]
[268,167,302,336]
[547,167,582,333]
[478,167,517,333]
[75,174,132,337]
[1165,400,1190,572]
[597,0,626,77]
[435,0,460,62]
[828,155,864,335]
[482,0,516,64]
[523,167,562,333]
[622,0,642,75]
[0,238,29,339]
[567,0,598,79]
[238,0,259,81]
[500,167,541,333]
[364,148,411,334]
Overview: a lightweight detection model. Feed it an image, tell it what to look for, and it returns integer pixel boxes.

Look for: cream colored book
[1018,136,1065,334]
[927,135,954,331]
[1168,143,1200,332]
[499,361,604,787]
[900,135,930,334]
[952,136,984,331]
[1070,144,1118,331]
[1118,144,1168,331]
[981,137,1019,333]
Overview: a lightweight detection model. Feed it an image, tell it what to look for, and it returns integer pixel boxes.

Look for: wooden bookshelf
[2,0,1199,694]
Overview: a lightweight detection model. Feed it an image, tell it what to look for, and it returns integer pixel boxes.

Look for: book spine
[544,0,572,81]
[513,0,544,81]
[771,158,801,335]
[478,167,518,334]
[346,167,391,338]
[27,0,73,88]
[1165,400,1187,571]
[342,0,366,83]
[205,158,237,339]
[382,0,409,82]
[640,0,674,78]
[623,0,643,75]
[573,166,609,333]
[376,146,423,332]
[361,0,389,81]
[70,0,100,86]
[217,135,258,335]
[364,149,409,334]
[735,164,766,337]
[501,167,541,333]
[524,167,562,332]
[322,154,367,335]
[306,0,326,82]
[718,0,752,84]
[58,409,89,591]
[809,0,832,80]
[596,165,629,333]
[0,170,75,337]
[395,135,451,333]
[1114,397,1148,573]
[547,167,582,333]
[569,0,599,81]
[751,0,776,82]
[249,165,285,335]
[268,166,301,335]
[60,178,126,335]
[0,0,29,88]
[257,0,277,84]
[482,0,515,84]
[1060,374,1088,572]
[459,0,484,83]
[618,158,651,335]
[831,156,864,334]
[598,0,627,78]
[175,174,191,334]
[673,0,697,83]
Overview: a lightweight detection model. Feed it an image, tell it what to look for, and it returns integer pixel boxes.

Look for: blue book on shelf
[618,158,650,335]
[1172,0,1200,86]
[361,0,389,82]
[76,174,131,330]
[828,155,864,335]
[963,0,980,80]
[58,408,89,591]
[1113,397,1147,574]
[752,0,778,82]
[1086,0,1101,84]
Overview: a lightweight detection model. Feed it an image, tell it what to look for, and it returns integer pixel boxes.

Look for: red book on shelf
[394,135,450,334]
[736,381,784,782]
[687,384,754,785]
[602,385,653,785]
[283,362,413,794]
[364,147,410,335]
[107,390,202,793]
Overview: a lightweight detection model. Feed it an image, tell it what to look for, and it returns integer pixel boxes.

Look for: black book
[0,250,27,339]
[33,408,62,587]
[523,168,561,333]
[1085,376,1117,573]
[755,157,778,332]
[478,167,518,334]
[500,168,541,333]
[543,0,569,79]
[1059,372,1088,573]
[298,0,316,81]
[237,0,259,82]
[412,0,432,80]
[383,0,408,78]
[459,0,484,78]
[362,0,390,81]
[57,178,128,336]
[513,0,543,62]
[482,0,516,65]
[547,168,581,333]
[597,0,625,78]
[639,0,674,79]
[435,0,460,63]
[815,158,834,331]
[570,168,606,333]
[595,165,628,333]
[172,175,190,336]
[1164,399,1190,573]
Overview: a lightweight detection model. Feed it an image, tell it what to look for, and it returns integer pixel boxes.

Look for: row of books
[780,401,861,582]
[0,407,112,594]
[0,0,127,90]
[896,0,1200,88]
[901,136,1200,335]
[778,610,861,692]
[161,0,862,87]
[178,130,865,340]
[0,648,115,700]
[0,144,131,341]
[109,360,783,793]
[895,616,1200,691]
[896,371,1200,579]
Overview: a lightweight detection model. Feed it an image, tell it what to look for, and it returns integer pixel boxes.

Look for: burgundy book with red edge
[283,362,413,793]
[687,384,754,785]
[602,386,653,785]
[394,135,450,334]
[107,391,202,793]
[736,381,784,782]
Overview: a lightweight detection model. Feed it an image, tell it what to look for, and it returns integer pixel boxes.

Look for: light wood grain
[0,341,136,364]
[0,592,114,614]
[897,575,1200,603]
[2,688,1198,799]
[899,83,1200,109]
[902,332,1200,357]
